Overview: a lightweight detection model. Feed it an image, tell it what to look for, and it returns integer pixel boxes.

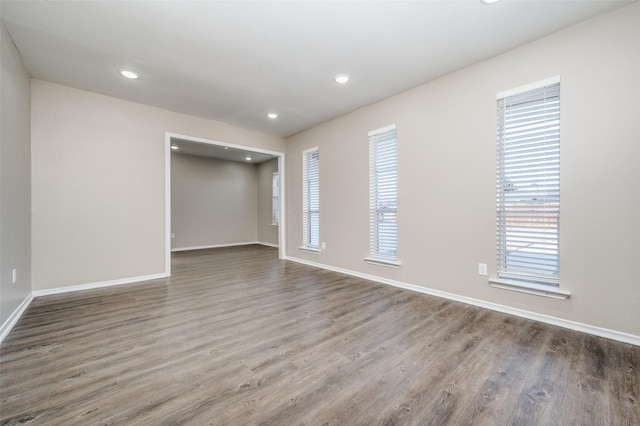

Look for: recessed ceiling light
[266,112,279,119]
[245,156,252,161]
[334,74,350,84]
[480,0,501,5]
[119,69,139,79]
[224,147,229,150]
[171,145,179,150]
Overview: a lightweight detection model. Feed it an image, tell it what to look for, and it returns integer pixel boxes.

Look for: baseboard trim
[285,256,640,346]
[32,272,169,297]
[257,241,279,248]
[171,242,261,252]
[0,293,34,344]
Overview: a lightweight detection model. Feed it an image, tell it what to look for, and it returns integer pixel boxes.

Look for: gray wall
[286,3,640,337]
[0,23,31,327]
[257,158,279,246]
[31,80,285,291]
[171,153,258,249]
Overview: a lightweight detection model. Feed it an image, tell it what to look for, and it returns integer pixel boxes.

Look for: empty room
[1,1,638,425]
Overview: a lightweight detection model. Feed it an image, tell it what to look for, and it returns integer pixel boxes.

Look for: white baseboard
[285,256,640,347]
[0,293,34,344]
[32,272,169,297]
[257,241,279,248]
[171,241,260,252]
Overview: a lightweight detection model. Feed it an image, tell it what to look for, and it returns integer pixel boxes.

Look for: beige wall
[31,80,285,291]
[171,153,258,249]
[285,3,640,337]
[257,158,279,246]
[0,23,31,327]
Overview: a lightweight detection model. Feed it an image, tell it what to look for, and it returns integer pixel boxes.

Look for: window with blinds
[302,148,320,250]
[496,77,560,286]
[272,171,279,226]
[369,125,398,262]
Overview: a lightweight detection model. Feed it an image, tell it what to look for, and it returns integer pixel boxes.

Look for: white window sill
[364,257,401,269]
[489,278,570,300]
[299,246,321,254]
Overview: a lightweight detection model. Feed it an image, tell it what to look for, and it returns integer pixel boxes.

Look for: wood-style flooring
[1,245,638,425]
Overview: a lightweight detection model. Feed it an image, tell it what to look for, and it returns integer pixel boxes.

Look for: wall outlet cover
[478,263,488,276]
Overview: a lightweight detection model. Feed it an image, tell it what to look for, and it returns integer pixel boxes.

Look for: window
[302,148,320,250]
[496,77,560,286]
[368,124,398,264]
[272,171,279,226]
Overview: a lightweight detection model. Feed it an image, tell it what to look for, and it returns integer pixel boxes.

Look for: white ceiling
[1,0,632,138]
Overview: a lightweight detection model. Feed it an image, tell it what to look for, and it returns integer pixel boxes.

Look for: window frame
[365,124,400,267]
[301,147,320,252]
[495,76,561,288]
[272,171,279,226]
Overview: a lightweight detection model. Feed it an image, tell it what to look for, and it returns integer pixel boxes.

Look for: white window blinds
[272,171,279,226]
[302,148,320,249]
[369,125,398,261]
[496,78,560,286]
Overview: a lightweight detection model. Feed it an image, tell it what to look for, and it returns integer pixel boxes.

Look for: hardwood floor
[1,245,638,425]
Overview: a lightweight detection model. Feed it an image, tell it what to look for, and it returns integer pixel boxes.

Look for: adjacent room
[1,1,638,424]
[169,138,281,253]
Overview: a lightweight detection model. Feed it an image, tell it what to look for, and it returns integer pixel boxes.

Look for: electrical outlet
[478,263,488,276]
[171,233,175,239]
[321,242,326,250]
[12,269,17,284]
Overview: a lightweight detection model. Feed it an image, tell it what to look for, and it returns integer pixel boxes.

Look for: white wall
[285,3,640,338]
[0,23,31,328]
[171,153,258,249]
[257,158,279,246]
[31,80,285,291]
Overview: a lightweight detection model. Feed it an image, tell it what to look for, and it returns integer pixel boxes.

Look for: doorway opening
[165,132,286,276]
